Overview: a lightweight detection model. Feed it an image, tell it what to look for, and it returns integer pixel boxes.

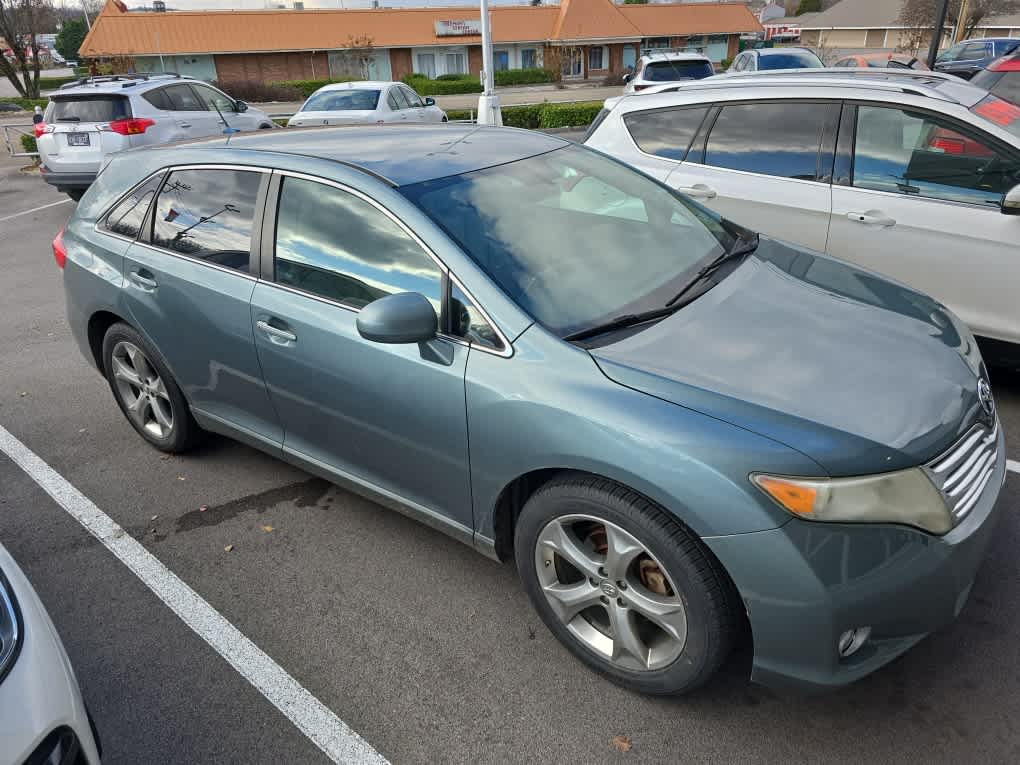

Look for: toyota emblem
[978,378,995,418]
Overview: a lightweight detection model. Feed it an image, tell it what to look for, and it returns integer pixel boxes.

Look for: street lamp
[476,0,502,125]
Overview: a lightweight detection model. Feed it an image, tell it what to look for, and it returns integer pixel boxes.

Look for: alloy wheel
[534,514,688,672]
[110,341,174,439]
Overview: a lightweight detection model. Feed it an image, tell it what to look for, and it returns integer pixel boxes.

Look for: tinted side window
[142,88,173,111]
[193,84,234,112]
[151,169,261,271]
[386,90,400,111]
[960,42,989,60]
[274,177,442,309]
[852,104,1020,207]
[625,106,709,161]
[164,84,203,111]
[704,102,828,180]
[449,283,503,351]
[103,174,162,239]
[401,86,423,108]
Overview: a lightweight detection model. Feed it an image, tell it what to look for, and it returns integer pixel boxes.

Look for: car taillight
[106,118,155,135]
[988,56,1020,72]
[52,226,67,269]
[973,94,1020,127]
[33,122,48,137]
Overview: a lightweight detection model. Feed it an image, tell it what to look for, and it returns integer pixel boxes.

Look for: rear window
[301,89,381,112]
[758,51,824,70]
[643,60,714,82]
[46,95,130,123]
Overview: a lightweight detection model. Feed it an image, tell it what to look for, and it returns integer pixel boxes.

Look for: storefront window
[522,49,538,69]
[588,46,606,71]
[416,53,436,79]
[494,51,509,71]
[445,53,466,74]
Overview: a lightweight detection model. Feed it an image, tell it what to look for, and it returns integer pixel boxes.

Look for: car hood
[591,238,986,476]
[287,111,376,127]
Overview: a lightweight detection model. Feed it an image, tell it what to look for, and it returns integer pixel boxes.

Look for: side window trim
[833,102,856,187]
[816,102,842,184]
[260,169,511,356]
[97,168,167,243]
[688,104,720,165]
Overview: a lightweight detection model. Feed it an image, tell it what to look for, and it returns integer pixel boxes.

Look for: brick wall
[214,52,327,83]
[468,45,482,77]
[608,43,624,73]
[390,48,412,80]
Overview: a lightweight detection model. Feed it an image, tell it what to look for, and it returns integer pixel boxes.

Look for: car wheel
[101,323,203,453]
[66,189,84,202]
[515,474,740,695]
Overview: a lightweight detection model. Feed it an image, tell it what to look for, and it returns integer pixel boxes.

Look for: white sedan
[286,81,448,127]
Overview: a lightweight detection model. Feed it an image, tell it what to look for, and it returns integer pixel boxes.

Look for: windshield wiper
[664,235,759,308]
[563,305,682,343]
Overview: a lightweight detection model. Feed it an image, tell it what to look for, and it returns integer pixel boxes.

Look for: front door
[827,102,1020,343]
[120,166,283,443]
[163,83,220,139]
[665,100,838,252]
[562,47,583,79]
[250,173,474,528]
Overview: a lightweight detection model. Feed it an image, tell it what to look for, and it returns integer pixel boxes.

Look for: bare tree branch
[0,0,56,98]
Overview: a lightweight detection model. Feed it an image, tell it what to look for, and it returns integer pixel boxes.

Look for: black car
[971,52,1020,104]
[934,37,1020,80]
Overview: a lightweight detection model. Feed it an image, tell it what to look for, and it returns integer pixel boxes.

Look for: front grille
[926,419,999,524]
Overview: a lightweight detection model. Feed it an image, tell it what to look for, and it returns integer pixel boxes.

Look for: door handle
[847,212,896,227]
[673,184,717,200]
[256,320,297,344]
[178,122,192,129]
[128,271,158,291]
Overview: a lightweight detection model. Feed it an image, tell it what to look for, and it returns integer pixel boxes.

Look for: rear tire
[515,474,740,695]
[101,323,203,453]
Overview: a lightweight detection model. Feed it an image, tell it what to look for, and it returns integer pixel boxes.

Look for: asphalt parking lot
[2,148,1019,765]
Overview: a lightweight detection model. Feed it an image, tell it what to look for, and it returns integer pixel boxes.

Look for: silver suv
[37,74,273,199]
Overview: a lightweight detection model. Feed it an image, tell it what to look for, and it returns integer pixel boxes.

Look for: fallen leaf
[610,735,632,753]
[199,505,208,513]
[224,544,234,553]
[19,392,27,397]
[261,525,274,533]
[176,475,186,481]
[78,428,86,433]
[151,515,158,521]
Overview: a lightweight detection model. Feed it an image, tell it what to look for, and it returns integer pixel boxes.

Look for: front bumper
[704,426,1007,692]
[0,547,101,765]
[39,166,97,191]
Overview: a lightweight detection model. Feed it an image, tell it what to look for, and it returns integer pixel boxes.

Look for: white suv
[37,74,273,200]
[623,52,715,94]
[586,70,1020,346]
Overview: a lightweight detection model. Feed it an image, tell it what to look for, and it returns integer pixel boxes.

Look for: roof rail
[58,72,185,90]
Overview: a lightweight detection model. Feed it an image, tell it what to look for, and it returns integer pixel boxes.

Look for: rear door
[663,99,839,251]
[119,166,283,444]
[164,83,220,138]
[827,102,1020,343]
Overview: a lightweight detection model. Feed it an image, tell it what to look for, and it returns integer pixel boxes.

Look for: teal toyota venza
[57,126,1006,694]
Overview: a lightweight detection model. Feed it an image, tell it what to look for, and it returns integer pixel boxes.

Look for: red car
[833,53,929,70]
[971,52,1020,105]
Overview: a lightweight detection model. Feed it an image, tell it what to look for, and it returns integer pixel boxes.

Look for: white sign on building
[435,20,482,37]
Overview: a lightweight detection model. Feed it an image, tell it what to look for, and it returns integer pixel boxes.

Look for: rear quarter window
[48,95,130,123]
[624,106,710,160]
[143,88,173,111]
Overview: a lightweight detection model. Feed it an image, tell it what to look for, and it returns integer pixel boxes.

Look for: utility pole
[476,0,502,126]
[954,0,971,43]
[927,0,950,69]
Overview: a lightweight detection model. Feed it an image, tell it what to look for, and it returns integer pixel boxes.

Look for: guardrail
[3,124,39,158]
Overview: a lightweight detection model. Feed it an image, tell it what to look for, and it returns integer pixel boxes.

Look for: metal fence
[2,124,39,158]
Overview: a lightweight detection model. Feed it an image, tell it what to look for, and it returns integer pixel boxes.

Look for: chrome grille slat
[926,419,1000,525]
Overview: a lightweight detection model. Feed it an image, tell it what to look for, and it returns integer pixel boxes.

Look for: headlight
[0,570,22,683]
[752,468,952,535]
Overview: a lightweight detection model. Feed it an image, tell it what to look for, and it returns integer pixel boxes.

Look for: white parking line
[0,198,72,224]
[1008,459,1020,475]
[0,424,388,765]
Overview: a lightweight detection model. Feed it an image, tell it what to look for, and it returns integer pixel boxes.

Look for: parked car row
[34,74,448,200]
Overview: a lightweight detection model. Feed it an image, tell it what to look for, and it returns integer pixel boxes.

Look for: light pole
[476,0,502,125]
[927,0,950,69]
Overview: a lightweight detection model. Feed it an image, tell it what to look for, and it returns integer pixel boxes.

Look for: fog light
[837,626,871,658]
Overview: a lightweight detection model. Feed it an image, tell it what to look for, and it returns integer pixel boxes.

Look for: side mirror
[234,100,248,113]
[1002,184,1020,215]
[622,73,631,83]
[424,97,436,106]
[357,292,438,344]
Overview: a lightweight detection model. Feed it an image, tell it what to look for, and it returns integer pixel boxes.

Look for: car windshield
[45,95,130,122]
[970,93,1020,139]
[301,89,380,112]
[643,60,714,81]
[758,51,823,70]
[399,145,737,338]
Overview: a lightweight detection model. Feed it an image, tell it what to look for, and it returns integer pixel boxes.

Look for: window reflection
[104,174,162,239]
[450,283,503,351]
[705,102,827,180]
[151,169,260,272]
[274,177,441,309]
[625,107,709,161]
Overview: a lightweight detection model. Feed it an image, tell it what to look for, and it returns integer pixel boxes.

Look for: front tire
[101,323,203,453]
[515,474,739,695]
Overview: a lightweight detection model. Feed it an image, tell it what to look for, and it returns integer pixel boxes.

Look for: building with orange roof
[80,0,760,84]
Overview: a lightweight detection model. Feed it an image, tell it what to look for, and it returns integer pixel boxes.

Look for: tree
[897,0,1020,52]
[0,0,57,98]
[797,0,822,14]
[55,17,86,62]
[330,35,376,79]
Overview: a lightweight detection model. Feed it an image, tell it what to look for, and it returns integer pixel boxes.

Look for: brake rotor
[638,558,672,596]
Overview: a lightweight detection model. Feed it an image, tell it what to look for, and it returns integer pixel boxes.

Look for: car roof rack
[59,73,187,90]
